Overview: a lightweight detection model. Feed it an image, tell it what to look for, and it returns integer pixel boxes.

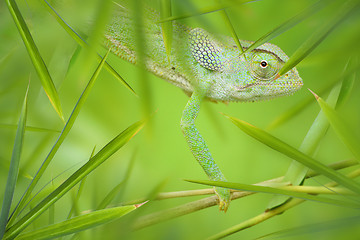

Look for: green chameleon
[104,5,303,212]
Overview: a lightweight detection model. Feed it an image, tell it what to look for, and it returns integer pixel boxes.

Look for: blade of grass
[40,0,135,95]
[16,204,145,240]
[0,85,29,239]
[223,114,360,194]
[67,147,96,219]
[5,0,64,121]
[267,60,360,130]
[160,0,173,62]
[156,0,257,23]
[0,124,60,133]
[278,0,360,76]
[217,5,245,56]
[186,179,359,208]
[4,119,146,239]
[8,51,110,227]
[311,90,360,162]
[242,0,327,54]
[97,151,136,210]
[207,168,360,240]
[256,215,360,239]
[133,159,358,230]
[268,79,343,209]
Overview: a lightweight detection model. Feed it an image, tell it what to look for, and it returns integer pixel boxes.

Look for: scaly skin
[105,5,303,211]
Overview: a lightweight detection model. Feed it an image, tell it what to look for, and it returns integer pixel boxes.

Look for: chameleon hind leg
[180,88,231,212]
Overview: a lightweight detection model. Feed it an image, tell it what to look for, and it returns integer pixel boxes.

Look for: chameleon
[104,4,303,212]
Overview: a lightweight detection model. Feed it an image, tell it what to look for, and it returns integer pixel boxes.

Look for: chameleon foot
[214,186,231,212]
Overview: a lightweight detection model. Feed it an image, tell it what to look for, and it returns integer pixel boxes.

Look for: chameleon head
[229,42,303,102]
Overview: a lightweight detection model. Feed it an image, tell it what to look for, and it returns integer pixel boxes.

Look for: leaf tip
[308,88,319,100]
[134,200,148,208]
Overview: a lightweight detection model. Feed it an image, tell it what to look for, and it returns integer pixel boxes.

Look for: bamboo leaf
[8,51,110,227]
[223,114,360,194]
[278,0,360,76]
[185,180,359,208]
[16,204,144,240]
[4,119,146,239]
[97,151,136,210]
[160,0,173,62]
[5,0,64,121]
[267,62,360,130]
[268,81,343,209]
[0,85,29,239]
[256,215,360,240]
[217,7,245,56]
[243,0,327,54]
[0,124,60,133]
[156,0,257,23]
[40,0,135,95]
[67,147,96,219]
[311,90,360,162]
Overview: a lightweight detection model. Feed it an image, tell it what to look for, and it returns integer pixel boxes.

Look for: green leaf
[267,62,359,130]
[0,85,28,239]
[8,51,110,227]
[217,7,245,58]
[186,180,360,208]
[0,124,60,133]
[223,114,360,195]
[5,0,64,121]
[4,119,146,239]
[97,151,136,210]
[242,0,327,54]
[268,81,343,209]
[278,0,360,76]
[160,0,173,62]
[40,0,135,95]
[311,91,360,162]
[67,147,96,219]
[16,204,143,240]
[156,0,256,23]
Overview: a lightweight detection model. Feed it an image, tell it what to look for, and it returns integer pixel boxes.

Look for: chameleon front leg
[180,87,231,212]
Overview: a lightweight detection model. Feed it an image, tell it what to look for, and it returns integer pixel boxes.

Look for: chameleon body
[105,6,303,211]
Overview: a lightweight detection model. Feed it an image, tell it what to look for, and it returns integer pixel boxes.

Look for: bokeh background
[1,0,359,239]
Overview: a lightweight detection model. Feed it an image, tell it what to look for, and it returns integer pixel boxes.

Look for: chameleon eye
[250,52,282,80]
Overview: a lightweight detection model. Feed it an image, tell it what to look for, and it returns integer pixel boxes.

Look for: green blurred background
[0,0,359,239]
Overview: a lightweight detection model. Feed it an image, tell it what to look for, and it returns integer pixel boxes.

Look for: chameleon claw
[214,187,231,212]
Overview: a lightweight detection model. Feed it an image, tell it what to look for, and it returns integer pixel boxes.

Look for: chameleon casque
[104,4,303,212]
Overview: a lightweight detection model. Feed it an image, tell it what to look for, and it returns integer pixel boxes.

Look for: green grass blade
[97,151,136,210]
[67,147,96,219]
[256,215,360,240]
[0,124,60,133]
[218,7,245,54]
[242,0,327,54]
[268,81,343,209]
[0,86,28,239]
[40,0,135,95]
[223,114,360,194]
[16,204,143,240]
[4,119,146,239]
[8,51,110,227]
[5,0,64,121]
[267,62,359,130]
[278,0,360,76]
[337,59,357,107]
[160,0,173,62]
[156,0,256,23]
[311,91,360,162]
[186,180,359,208]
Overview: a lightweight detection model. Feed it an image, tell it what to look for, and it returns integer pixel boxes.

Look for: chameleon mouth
[236,78,303,92]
